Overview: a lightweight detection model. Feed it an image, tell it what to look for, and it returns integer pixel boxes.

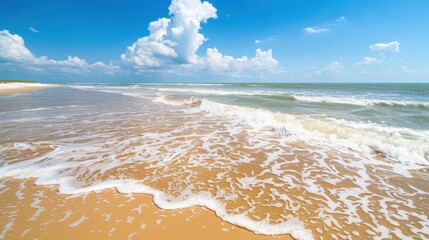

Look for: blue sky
[0,0,428,83]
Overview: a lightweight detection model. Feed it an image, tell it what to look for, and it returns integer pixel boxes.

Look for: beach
[0,178,293,240]
[0,82,60,95]
[0,84,428,239]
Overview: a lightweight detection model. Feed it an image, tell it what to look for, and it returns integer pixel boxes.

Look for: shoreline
[0,82,61,95]
[1,85,427,239]
[0,178,293,240]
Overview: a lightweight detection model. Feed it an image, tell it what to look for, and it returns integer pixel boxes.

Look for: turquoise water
[139,83,429,130]
[70,83,429,129]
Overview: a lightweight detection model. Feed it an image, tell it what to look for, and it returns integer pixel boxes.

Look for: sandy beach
[0,178,293,240]
[0,82,60,95]
[1,85,428,240]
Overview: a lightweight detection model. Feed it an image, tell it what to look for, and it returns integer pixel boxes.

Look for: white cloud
[355,57,384,66]
[336,16,346,22]
[303,27,330,34]
[0,30,35,61]
[121,0,217,67]
[254,36,274,44]
[29,27,39,33]
[168,0,217,63]
[121,0,279,76]
[304,17,345,35]
[313,61,343,76]
[1,0,280,78]
[121,18,177,67]
[203,48,278,70]
[0,29,118,75]
[369,41,400,52]
[251,49,279,68]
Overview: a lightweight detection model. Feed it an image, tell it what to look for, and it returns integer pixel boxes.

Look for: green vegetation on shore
[0,80,38,83]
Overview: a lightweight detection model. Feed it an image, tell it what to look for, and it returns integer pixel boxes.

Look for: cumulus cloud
[0,29,118,75]
[203,48,278,70]
[1,0,279,78]
[121,18,177,67]
[121,0,279,76]
[369,41,400,52]
[168,0,217,63]
[121,0,217,67]
[313,61,343,76]
[0,30,35,62]
[303,27,330,34]
[355,57,384,66]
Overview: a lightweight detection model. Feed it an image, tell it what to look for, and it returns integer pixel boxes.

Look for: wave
[66,86,429,164]
[69,85,283,97]
[138,83,231,86]
[153,95,202,106]
[147,87,284,96]
[201,100,429,165]
[0,105,100,114]
[152,87,429,108]
[70,85,429,108]
[155,95,429,166]
[292,95,429,108]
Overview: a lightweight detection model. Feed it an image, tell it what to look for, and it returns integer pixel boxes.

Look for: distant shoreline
[0,80,61,95]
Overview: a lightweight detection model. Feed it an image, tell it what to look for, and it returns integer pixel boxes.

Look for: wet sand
[1,87,428,239]
[0,178,292,240]
[0,83,60,95]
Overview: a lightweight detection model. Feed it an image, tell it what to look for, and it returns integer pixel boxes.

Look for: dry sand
[0,83,60,95]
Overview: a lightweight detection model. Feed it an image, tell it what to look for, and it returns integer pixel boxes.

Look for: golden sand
[0,178,292,240]
[0,83,60,95]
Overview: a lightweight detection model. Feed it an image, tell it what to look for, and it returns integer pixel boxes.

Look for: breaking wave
[156,95,429,165]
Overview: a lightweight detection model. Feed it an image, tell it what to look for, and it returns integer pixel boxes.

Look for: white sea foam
[70,84,429,108]
[68,215,88,227]
[153,95,202,106]
[68,84,429,164]
[0,220,14,239]
[293,95,429,107]
[138,83,230,86]
[0,105,100,114]
[19,228,31,238]
[28,190,46,221]
[152,94,429,165]
[65,180,314,239]
[196,99,429,165]
[0,135,318,238]
[147,87,284,96]
[70,84,281,96]
[58,210,73,222]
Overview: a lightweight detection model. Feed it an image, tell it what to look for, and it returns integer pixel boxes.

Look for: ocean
[0,83,428,239]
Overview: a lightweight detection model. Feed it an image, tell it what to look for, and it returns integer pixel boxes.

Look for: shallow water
[0,84,428,239]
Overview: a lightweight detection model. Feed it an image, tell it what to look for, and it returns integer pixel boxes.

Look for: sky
[0,0,429,83]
